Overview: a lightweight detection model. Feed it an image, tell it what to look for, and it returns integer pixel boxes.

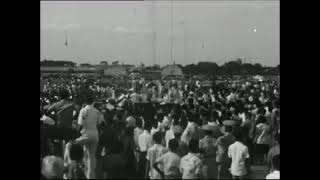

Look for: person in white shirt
[154,139,181,179]
[146,131,168,179]
[138,123,153,178]
[180,139,202,179]
[75,95,104,179]
[134,118,144,148]
[228,131,250,179]
[266,154,280,179]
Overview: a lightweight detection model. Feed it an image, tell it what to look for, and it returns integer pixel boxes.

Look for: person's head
[257,107,266,115]
[59,89,70,100]
[69,143,84,162]
[256,115,267,124]
[225,125,233,133]
[240,125,249,137]
[136,117,143,128]
[204,128,213,136]
[84,94,95,105]
[153,131,162,144]
[272,154,280,171]
[168,139,179,152]
[41,156,64,179]
[189,139,199,153]
[233,129,243,142]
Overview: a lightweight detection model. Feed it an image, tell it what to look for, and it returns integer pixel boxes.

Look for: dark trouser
[232,175,245,179]
[218,164,232,179]
[138,151,147,179]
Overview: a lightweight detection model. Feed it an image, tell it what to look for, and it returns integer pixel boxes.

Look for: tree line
[41,58,279,76]
[179,59,279,76]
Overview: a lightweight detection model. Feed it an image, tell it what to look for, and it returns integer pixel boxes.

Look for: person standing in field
[75,94,104,179]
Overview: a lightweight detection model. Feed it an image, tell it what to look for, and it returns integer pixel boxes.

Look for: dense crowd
[40,75,280,179]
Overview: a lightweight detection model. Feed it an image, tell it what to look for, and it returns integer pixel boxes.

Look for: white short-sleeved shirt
[180,153,201,179]
[266,170,280,179]
[157,151,181,176]
[228,141,250,176]
[146,144,168,179]
[138,130,153,152]
[134,127,144,147]
[165,128,175,148]
[77,105,103,139]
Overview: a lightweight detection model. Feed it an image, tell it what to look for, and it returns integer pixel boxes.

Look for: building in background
[161,64,184,77]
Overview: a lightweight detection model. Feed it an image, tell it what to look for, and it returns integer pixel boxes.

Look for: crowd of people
[40,74,280,179]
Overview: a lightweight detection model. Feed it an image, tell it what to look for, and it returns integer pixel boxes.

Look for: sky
[40,1,279,67]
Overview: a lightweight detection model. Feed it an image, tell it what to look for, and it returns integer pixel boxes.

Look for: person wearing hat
[199,125,218,150]
[216,120,236,179]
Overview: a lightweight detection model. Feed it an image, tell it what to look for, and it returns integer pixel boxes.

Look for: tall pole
[151,1,156,66]
[170,0,174,65]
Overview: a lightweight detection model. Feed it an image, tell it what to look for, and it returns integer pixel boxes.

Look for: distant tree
[80,63,91,67]
[236,58,243,65]
[40,60,76,67]
[100,61,108,65]
[253,63,263,75]
[112,61,119,65]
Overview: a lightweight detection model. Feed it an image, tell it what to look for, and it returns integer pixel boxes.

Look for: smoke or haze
[41,1,279,66]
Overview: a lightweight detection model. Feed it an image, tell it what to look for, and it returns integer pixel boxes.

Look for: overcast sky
[40,1,279,66]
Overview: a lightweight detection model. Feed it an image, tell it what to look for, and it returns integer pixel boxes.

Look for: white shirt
[77,105,103,139]
[228,141,250,176]
[146,144,168,179]
[266,170,280,179]
[134,127,144,147]
[181,122,197,145]
[165,128,175,148]
[138,130,153,152]
[157,151,181,176]
[180,153,201,179]
[151,126,160,136]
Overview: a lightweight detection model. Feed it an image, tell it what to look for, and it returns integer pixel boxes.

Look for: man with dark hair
[228,130,250,179]
[138,121,153,178]
[266,154,280,179]
[75,94,104,179]
[146,131,168,179]
[172,125,189,158]
[154,139,181,179]
[179,139,201,179]
[216,120,236,179]
[65,143,86,179]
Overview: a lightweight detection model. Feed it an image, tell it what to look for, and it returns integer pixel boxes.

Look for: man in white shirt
[180,139,201,179]
[154,139,181,179]
[228,131,250,179]
[138,123,153,178]
[266,154,280,179]
[75,95,104,179]
[146,132,168,179]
